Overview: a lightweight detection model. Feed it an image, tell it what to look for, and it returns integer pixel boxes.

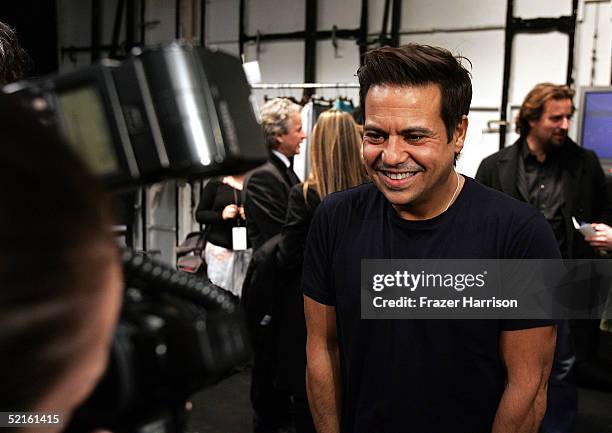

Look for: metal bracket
[142,20,161,31]
[483,119,511,134]
[510,16,574,34]
[331,25,341,58]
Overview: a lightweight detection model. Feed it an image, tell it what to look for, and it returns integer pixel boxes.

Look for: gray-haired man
[245,98,306,250]
[244,98,306,433]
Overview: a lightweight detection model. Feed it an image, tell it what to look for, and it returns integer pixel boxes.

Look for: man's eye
[365,133,385,143]
[406,135,424,142]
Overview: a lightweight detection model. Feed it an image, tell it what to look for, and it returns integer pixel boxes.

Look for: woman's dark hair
[357,43,472,142]
[0,93,118,411]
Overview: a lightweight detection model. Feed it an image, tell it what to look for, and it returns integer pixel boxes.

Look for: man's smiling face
[362,83,466,219]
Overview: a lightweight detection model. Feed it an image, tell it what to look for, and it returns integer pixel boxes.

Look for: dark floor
[186,370,612,433]
[186,331,612,433]
[187,369,252,433]
[576,388,612,432]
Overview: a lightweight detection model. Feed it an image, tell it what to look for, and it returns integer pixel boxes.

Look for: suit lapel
[269,153,294,188]
[496,143,522,199]
[559,140,582,219]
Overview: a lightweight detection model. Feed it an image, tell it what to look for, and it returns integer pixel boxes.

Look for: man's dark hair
[0,21,30,85]
[357,44,472,142]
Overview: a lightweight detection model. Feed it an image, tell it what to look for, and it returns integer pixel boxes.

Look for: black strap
[233,188,242,227]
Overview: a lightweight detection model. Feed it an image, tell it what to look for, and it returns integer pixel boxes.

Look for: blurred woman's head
[307,109,364,199]
[0,94,122,429]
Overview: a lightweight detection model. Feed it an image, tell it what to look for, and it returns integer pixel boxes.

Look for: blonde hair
[305,109,364,200]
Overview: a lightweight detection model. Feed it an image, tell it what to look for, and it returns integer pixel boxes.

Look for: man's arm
[492,325,556,433]
[244,170,289,246]
[304,295,341,433]
[277,185,312,270]
[587,150,612,225]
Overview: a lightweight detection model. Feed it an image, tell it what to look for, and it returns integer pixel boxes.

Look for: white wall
[58,0,126,71]
[575,1,612,88]
[206,0,240,44]
[55,0,612,251]
[218,0,608,177]
[57,0,612,108]
[515,0,573,19]
[58,0,189,72]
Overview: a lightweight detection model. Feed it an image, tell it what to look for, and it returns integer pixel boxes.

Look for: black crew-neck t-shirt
[302,177,560,433]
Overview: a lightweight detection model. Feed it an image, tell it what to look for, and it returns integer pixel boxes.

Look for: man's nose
[560,117,570,130]
[382,135,405,165]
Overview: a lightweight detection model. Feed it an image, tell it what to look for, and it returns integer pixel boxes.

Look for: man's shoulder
[465,178,559,258]
[479,141,519,166]
[245,160,284,187]
[565,138,599,162]
[250,159,281,176]
[319,182,380,214]
[307,182,381,230]
[466,177,541,224]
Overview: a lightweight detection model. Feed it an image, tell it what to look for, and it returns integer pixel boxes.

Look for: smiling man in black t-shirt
[302,44,558,433]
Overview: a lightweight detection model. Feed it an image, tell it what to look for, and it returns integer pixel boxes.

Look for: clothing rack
[251,82,360,90]
[250,83,498,113]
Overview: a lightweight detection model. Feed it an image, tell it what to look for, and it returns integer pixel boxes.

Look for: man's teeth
[385,172,417,180]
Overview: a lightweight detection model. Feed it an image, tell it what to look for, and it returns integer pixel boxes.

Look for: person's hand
[222,204,239,220]
[585,223,612,252]
[239,206,246,220]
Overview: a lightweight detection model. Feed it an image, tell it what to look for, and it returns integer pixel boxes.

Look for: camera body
[66,250,251,433]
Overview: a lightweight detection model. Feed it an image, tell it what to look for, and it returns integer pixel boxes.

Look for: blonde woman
[275,109,365,433]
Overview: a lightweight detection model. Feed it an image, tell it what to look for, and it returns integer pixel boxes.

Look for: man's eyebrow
[363,125,386,134]
[364,125,435,136]
[398,127,434,136]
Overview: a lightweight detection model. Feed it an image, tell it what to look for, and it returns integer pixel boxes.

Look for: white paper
[572,216,597,237]
[232,226,248,250]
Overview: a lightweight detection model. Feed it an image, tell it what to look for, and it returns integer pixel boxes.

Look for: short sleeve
[501,211,561,331]
[302,200,335,306]
[506,212,562,260]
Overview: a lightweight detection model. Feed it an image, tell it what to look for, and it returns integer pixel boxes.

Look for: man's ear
[528,119,536,131]
[274,134,283,148]
[453,115,468,155]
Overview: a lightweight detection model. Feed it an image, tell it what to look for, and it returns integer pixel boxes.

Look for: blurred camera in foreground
[2,43,266,433]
